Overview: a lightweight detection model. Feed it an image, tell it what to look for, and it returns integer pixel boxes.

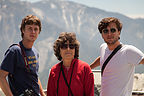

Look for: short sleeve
[0,47,17,74]
[126,45,144,65]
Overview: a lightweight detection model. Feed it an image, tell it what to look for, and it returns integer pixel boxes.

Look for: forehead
[62,41,75,45]
[107,22,117,28]
[25,24,39,28]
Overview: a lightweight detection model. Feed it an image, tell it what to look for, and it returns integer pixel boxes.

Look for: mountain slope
[0,0,144,88]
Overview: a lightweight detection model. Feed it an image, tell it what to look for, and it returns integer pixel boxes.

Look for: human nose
[106,30,113,35]
[67,45,70,50]
[30,29,37,34]
[107,31,111,35]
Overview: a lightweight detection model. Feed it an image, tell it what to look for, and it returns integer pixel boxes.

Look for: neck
[22,40,34,49]
[107,41,120,50]
[63,59,73,67]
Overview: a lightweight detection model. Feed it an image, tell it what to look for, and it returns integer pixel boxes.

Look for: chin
[64,57,74,60]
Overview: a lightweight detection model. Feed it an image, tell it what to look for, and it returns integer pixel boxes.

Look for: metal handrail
[132,91,144,95]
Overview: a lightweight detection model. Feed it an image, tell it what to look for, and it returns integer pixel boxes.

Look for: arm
[0,70,13,96]
[47,71,56,96]
[38,78,46,96]
[139,58,144,64]
[84,65,94,96]
[90,56,100,69]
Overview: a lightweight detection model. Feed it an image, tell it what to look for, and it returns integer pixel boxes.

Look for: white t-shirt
[100,43,144,96]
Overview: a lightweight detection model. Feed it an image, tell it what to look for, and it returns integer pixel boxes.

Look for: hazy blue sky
[21,0,144,18]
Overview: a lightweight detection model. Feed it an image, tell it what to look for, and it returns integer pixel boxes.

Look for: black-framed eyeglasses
[60,44,75,49]
[102,28,117,34]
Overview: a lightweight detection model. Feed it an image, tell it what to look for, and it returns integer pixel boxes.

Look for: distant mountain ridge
[0,0,144,88]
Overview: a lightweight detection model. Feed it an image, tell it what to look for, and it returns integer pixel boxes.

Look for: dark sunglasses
[102,28,116,34]
[60,44,75,49]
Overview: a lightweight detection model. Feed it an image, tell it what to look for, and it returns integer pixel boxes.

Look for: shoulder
[122,44,144,55]
[77,59,90,68]
[5,44,21,55]
[9,44,21,50]
[77,59,88,65]
[32,47,39,55]
[49,63,61,77]
[123,44,141,52]
[76,60,92,74]
[100,43,107,48]
[50,63,61,72]
[32,47,38,52]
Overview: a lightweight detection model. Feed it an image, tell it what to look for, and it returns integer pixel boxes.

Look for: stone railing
[43,70,144,96]
[1,70,144,96]
[92,70,144,96]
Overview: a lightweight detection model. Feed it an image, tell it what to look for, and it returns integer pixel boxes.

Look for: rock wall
[133,74,144,91]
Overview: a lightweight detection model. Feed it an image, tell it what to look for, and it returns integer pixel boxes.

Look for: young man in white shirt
[90,17,144,96]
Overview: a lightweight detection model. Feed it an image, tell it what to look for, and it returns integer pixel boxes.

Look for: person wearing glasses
[47,32,94,96]
[0,15,45,96]
[90,17,144,96]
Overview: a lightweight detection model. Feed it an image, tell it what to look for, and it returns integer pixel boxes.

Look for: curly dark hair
[53,32,80,61]
[20,14,42,38]
[98,17,122,33]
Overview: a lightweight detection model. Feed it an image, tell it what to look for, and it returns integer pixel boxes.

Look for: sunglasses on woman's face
[60,44,75,49]
[102,28,117,34]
